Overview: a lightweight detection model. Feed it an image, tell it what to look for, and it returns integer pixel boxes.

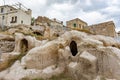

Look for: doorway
[20,39,28,53]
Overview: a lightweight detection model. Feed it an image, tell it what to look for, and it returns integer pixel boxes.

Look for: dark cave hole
[112,45,116,47]
[70,41,78,56]
[20,39,28,53]
[33,32,42,36]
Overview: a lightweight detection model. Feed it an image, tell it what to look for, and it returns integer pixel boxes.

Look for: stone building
[85,21,116,37]
[0,3,32,29]
[35,16,65,37]
[34,16,64,27]
[34,16,51,26]
[66,18,116,37]
[66,18,88,30]
[51,18,64,27]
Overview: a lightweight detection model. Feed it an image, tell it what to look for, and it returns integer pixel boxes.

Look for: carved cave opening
[20,39,28,53]
[33,31,43,36]
[70,41,78,56]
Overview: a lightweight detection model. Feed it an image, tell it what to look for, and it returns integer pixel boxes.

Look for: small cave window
[10,9,12,11]
[112,45,116,47]
[70,41,78,56]
[33,32,42,36]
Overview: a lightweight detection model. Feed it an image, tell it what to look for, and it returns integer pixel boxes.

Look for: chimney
[53,18,56,21]
[27,9,32,15]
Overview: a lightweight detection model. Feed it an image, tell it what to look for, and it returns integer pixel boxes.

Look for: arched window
[73,23,76,27]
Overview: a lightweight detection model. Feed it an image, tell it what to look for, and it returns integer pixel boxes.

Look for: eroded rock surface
[0,30,120,80]
[0,40,15,53]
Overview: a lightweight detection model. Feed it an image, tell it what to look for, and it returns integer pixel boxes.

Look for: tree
[31,17,35,26]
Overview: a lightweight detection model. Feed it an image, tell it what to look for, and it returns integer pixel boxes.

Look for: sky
[0,0,120,31]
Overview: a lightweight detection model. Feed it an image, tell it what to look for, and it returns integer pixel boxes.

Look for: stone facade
[85,21,116,37]
[66,18,116,38]
[35,16,64,27]
[35,16,51,26]
[66,18,88,30]
[35,16,65,38]
[0,3,32,29]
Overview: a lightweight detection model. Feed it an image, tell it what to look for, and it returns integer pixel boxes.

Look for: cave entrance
[20,39,28,53]
[70,41,78,56]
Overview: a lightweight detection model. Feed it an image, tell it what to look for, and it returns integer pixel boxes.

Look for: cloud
[107,0,120,6]
[80,11,107,25]
[45,2,75,20]
[79,0,108,12]
[100,4,120,31]
[51,3,74,11]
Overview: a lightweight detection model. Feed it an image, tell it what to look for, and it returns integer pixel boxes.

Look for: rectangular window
[11,16,17,23]
[1,8,4,13]
[11,17,14,23]
[21,20,23,24]
[2,16,4,20]
[73,23,76,27]
[15,16,17,22]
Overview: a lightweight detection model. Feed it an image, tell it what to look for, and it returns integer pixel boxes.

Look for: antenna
[18,2,22,9]
[3,0,5,5]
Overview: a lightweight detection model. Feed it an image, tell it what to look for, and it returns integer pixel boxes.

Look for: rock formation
[0,30,120,80]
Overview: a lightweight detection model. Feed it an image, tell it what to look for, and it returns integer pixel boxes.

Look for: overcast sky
[0,0,120,31]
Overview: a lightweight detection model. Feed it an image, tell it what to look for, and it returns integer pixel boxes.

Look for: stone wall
[0,40,15,53]
[85,21,116,37]
[35,16,63,27]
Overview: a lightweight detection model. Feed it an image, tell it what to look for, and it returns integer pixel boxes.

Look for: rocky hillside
[0,30,120,80]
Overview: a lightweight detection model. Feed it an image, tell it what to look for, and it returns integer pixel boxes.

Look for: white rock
[80,51,97,62]
[68,62,78,68]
